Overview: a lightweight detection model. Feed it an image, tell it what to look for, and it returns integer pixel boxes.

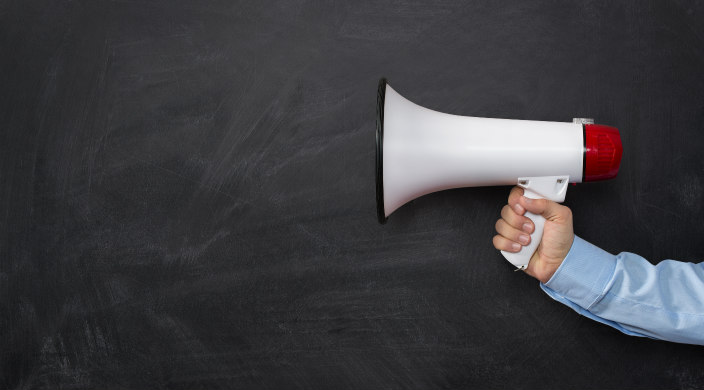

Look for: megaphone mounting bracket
[516,176,570,203]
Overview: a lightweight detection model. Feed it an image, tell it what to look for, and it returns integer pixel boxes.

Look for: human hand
[492,186,575,283]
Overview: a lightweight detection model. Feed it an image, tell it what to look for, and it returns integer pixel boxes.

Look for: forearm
[540,236,704,345]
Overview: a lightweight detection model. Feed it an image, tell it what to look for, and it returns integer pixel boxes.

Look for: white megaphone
[375,78,623,270]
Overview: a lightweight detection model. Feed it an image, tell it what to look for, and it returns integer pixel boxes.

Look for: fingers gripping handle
[500,196,546,270]
[500,176,570,270]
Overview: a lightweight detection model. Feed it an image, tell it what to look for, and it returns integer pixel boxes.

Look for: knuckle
[563,206,573,218]
[508,186,523,201]
[557,205,572,220]
[492,235,502,248]
[501,205,512,219]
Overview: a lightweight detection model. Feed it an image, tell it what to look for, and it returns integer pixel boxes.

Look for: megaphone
[375,78,623,270]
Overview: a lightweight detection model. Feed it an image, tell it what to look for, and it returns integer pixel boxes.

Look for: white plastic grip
[500,176,570,270]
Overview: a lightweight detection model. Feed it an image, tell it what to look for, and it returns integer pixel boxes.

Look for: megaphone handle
[499,176,570,270]
[500,191,546,270]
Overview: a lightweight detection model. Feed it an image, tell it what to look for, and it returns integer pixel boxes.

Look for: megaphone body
[375,79,623,270]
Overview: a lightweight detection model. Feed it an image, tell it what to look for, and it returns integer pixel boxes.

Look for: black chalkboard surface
[2,1,703,389]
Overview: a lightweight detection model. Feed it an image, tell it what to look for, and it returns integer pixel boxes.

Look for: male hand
[493,186,575,283]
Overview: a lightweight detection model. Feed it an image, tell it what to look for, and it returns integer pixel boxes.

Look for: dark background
[2,0,703,388]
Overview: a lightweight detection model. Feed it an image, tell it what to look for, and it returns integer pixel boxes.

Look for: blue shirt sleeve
[540,236,704,346]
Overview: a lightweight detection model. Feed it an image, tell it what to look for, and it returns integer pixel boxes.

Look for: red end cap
[584,124,623,182]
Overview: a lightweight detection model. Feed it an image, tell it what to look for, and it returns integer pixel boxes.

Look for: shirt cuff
[540,235,617,310]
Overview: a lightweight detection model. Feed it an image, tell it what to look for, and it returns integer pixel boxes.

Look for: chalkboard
[2,1,703,389]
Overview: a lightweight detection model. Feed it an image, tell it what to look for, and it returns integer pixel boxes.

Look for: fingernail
[522,222,532,233]
[522,196,532,204]
[512,203,525,214]
[518,234,530,245]
[511,243,521,251]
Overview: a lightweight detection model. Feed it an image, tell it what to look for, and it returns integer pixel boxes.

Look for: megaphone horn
[375,78,623,270]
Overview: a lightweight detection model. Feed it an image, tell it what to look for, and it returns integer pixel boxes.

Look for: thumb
[518,196,566,221]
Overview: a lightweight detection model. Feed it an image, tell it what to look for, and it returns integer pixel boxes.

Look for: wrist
[526,233,575,283]
[526,263,558,284]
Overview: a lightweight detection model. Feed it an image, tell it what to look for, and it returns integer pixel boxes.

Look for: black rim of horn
[376,78,387,224]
